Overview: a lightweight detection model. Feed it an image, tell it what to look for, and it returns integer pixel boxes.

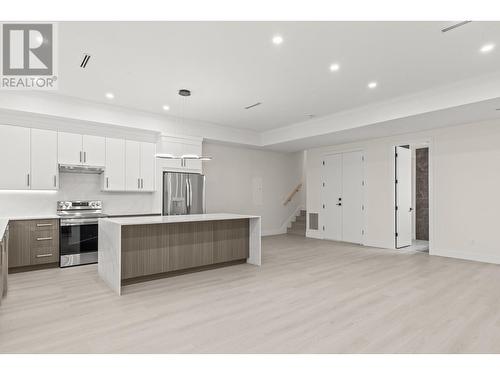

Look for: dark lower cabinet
[8,219,59,271]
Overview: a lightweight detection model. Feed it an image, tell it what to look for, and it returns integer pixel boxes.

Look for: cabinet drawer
[31,231,57,248]
[31,247,58,264]
[31,219,58,232]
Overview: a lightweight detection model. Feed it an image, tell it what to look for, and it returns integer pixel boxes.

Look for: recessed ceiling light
[162,105,170,111]
[368,82,378,89]
[272,35,283,45]
[480,43,495,53]
[105,92,114,99]
[329,63,340,72]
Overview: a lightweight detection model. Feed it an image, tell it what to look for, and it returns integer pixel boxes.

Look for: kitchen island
[98,213,261,295]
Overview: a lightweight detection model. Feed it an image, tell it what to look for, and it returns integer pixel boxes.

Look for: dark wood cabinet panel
[213,219,249,263]
[121,219,249,281]
[168,221,214,271]
[122,223,169,279]
[8,220,31,268]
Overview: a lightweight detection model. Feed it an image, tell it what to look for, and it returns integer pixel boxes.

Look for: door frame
[320,148,366,245]
[390,138,434,252]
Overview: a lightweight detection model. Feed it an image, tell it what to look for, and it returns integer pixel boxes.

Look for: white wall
[306,118,500,264]
[0,173,156,217]
[202,142,305,235]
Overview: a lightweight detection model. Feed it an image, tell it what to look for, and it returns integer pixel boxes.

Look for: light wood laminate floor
[2,234,500,353]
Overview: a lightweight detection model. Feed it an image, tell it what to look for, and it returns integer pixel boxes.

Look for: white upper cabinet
[31,129,58,190]
[103,138,125,191]
[58,132,105,166]
[0,125,31,190]
[140,142,156,191]
[125,141,156,192]
[58,132,82,165]
[82,135,105,166]
[157,136,202,173]
[125,140,141,191]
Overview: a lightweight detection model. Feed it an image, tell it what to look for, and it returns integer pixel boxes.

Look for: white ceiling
[58,21,500,132]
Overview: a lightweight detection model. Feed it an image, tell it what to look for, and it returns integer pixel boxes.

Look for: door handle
[36,223,53,227]
[36,237,53,241]
[336,203,342,206]
[409,207,413,212]
[36,253,53,258]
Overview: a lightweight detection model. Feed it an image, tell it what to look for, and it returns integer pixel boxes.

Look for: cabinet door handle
[36,253,53,258]
[141,178,144,189]
[106,177,109,188]
[53,175,57,187]
[80,151,82,163]
[36,223,53,227]
[137,178,140,189]
[27,173,30,187]
[84,151,87,163]
[36,237,53,241]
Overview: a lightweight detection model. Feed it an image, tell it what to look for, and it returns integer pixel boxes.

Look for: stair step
[294,215,306,223]
[291,222,306,230]
[287,228,306,236]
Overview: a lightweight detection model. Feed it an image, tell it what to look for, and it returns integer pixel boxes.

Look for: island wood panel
[168,221,214,271]
[213,219,249,263]
[120,219,250,281]
[121,224,169,279]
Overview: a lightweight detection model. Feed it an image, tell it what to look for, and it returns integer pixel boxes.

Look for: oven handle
[61,219,99,226]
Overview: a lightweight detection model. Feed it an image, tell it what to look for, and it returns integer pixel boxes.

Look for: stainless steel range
[57,200,108,267]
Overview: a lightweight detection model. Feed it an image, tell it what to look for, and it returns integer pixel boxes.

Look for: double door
[321,151,364,244]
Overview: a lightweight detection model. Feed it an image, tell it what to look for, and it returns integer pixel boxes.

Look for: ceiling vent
[80,53,91,68]
[244,102,262,110]
[441,21,472,33]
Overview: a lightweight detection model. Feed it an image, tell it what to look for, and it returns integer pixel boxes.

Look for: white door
[0,125,31,189]
[342,151,364,244]
[125,140,141,191]
[395,146,412,248]
[321,154,342,241]
[140,142,156,191]
[104,138,125,191]
[58,132,83,165]
[31,129,58,190]
[82,135,105,166]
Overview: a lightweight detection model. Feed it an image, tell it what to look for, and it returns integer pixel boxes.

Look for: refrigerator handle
[189,178,193,213]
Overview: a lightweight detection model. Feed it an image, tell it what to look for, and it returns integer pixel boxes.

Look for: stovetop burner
[57,200,107,219]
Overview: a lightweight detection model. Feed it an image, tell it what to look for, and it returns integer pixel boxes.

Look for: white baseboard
[431,248,500,265]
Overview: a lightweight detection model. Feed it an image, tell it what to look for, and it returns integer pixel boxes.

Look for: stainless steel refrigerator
[162,172,206,215]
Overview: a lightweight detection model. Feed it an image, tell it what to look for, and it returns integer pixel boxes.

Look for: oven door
[60,218,98,267]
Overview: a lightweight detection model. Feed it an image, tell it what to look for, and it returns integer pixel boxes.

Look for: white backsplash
[0,172,157,217]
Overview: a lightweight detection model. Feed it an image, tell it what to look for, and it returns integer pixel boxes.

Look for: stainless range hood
[59,164,105,174]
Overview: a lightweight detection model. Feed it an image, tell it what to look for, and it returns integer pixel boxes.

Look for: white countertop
[100,213,261,226]
[0,219,8,239]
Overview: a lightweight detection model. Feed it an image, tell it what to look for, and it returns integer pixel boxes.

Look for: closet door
[321,154,342,241]
[342,151,364,244]
[395,146,412,248]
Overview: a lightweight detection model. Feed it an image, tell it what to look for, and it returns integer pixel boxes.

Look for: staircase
[287,210,306,236]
